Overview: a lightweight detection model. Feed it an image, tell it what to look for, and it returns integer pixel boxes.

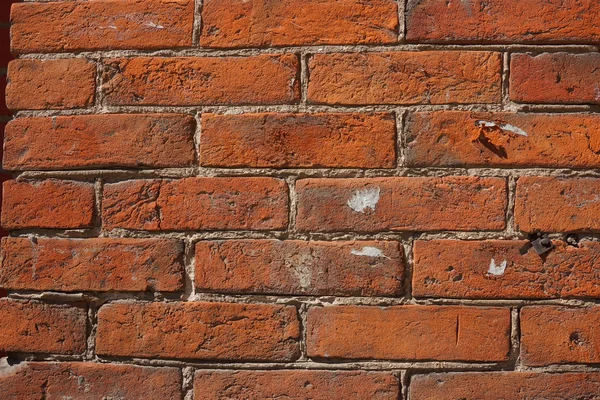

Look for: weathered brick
[0,299,87,355]
[2,179,95,230]
[6,59,95,110]
[96,301,301,361]
[521,306,600,366]
[405,111,600,168]
[10,0,194,54]
[194,370,400,399]
[307,52,501,105]
[413,240,600,299]
[307,305,510,361]
[410,372,600,399]
[406,0,600,43]
[102,177,288,231]
[201,0,398,47]
[0,362,182,399]
[200,112,396,168]
[102,55,300,106]
[0,237,184,292]
[195,240,403,296]
[511,53,600,104]
[4,114,196,170]
[296,177,507,232]
[515,177,600,233]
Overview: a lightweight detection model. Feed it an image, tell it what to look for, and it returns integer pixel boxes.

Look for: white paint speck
[351,246,389,259]
[347,187,380,213]
[487,258,507,276]
[146,21,165,29]
[476,120,528,137]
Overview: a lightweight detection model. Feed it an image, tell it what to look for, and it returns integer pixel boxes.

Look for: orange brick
[307,52,501,105]
[6,59,95,110]
[10,0,194,53]
[194,370,400,399]
[296,177,507,232]
[307,305,511,361]
[413,240,600,299]
[515,177,600,232]
[195,240,404,296]
[201,0,398,47]
[0,362,182,399]
[521,306,600,366]
[0,237,185,292]
[2,179,95,230]
[410,372,600,399]
[511,53,600,104]
[102,177,288,231]
[102,55,300,106]
[96,301,301,361]
[0,299,87,355]
[406,111,600,168]
[4,114,195,170]
[406,0,600,43]
[200,112,396,168]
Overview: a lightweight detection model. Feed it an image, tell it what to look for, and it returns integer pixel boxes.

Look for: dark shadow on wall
[0,1,16,301]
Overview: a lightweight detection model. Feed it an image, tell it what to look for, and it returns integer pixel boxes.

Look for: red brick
[102,55,300,106]
[200,112,396,168]
[410,372,600,399]
[102,177,288,231]
[1,1,17,24]
[296,177,507,232]
[96,301,301,361]
[6,59,95,110]
[307,52,501,105]
[307,305,510,361]
[10,0,194,54]
[405,111,600,168]
[406,0,600,43]
[194,370,400,399]
[515,177,600,233]
[413,240,600,299]
[0,299,87,355]
[510,53,600,104]
[195,240,403,296]
[521,306,600,366]
[0,362,182,399]
[0,237,184,292]
[4,114,195,170]
[2,179,95,230]
[200,0,398,48]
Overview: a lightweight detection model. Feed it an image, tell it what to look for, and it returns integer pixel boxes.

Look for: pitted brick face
[3,0,600,397]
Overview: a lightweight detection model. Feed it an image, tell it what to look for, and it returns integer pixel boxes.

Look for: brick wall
[2,0,600,398]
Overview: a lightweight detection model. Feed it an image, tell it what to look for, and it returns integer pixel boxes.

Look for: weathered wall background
[2,0,600,398]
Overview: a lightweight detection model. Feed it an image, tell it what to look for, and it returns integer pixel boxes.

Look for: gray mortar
[4,1,600,398]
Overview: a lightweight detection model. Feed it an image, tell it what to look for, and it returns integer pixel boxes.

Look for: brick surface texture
[2,0,600,397]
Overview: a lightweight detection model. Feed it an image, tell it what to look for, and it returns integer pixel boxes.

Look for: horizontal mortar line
[12,167,600,181]
[11,229,600,242]
[11,103,600,118]
[12,43,600,60]
[6,353,600,374]
[7,291,600,308]
[0,353,516,372]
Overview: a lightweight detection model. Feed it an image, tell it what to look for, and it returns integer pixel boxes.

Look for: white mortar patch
[347,188,380,213]
[351,246,389,259]
[477,120,528,137]
[487,258,507,276]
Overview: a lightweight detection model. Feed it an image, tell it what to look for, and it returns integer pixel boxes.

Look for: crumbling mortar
[12,102,600,120]
[192,0,204,47]
[14,44,600,62]
[182,366,195,400]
